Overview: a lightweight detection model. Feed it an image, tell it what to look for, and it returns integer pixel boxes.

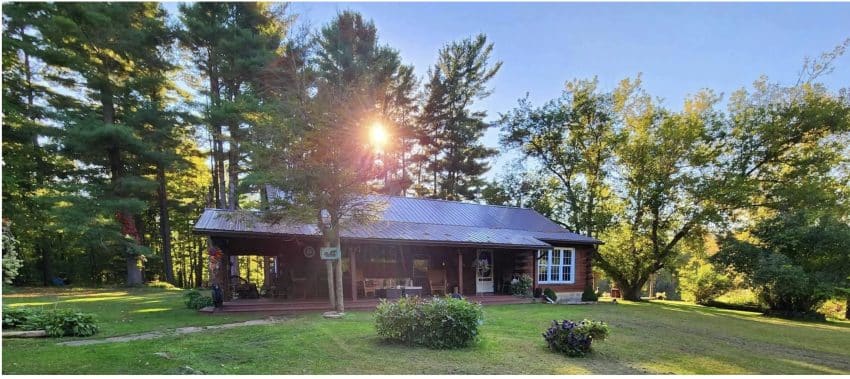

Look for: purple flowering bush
[542,319,610,356]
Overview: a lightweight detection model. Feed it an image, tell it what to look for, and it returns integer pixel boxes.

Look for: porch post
[457,249,463,295]
[532,249,538,293]
[222,253,232,301]
[350,247,358,301]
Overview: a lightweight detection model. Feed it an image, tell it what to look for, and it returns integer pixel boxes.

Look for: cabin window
[537,247,575,284]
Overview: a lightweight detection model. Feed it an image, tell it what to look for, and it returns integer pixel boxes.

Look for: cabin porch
[208,235,536,305]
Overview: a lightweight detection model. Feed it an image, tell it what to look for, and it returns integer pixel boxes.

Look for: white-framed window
[537,247,575,284]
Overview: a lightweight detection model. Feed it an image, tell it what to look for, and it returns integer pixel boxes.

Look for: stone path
[58,317,289,347]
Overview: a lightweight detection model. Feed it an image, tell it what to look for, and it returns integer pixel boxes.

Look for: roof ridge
[377,194,535,211]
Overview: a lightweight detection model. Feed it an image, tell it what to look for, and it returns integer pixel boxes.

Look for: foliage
[2,221,23,284]
[511,274,533,297]
[542,319,610,357]
[374,296,484,349]
[146,281,179,290]
[543,288,558,302]
[500,42,850,302]
[417,34,502,200]
[3,306,37,329]
[41,309,99,337]
[679,259,731,305]
[818,299,847,320]
[2,307,98,337]
[581,285,599,302]
[184,290,214,310]
[715,209,850,316]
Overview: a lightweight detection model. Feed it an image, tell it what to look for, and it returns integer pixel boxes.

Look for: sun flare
[369,122,389,150]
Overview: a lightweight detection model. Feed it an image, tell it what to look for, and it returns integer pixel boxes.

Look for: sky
[169,2,850,179]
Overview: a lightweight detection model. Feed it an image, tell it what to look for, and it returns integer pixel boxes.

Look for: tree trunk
[335,252,344,313]
[195,241,204,288]
[845,295,850,320]
[126,255,143,285]
[156,163,174,283]
[620,278,648,301]
[227,135,239,209]
[326,260,336,309]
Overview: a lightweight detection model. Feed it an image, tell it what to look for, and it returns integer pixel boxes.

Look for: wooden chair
[428,269,447,295]
[357,270,379,298]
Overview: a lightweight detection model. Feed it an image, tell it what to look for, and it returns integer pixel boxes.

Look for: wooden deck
[215,295,530,314]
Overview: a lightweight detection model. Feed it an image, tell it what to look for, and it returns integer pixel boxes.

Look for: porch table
[379,286,423,299]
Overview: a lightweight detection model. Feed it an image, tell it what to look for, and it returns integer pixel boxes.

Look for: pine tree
[36,3,175,284]
[419,34,501,200]
[178,3,287,211]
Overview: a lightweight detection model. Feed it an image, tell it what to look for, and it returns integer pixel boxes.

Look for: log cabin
[194,194,602,310]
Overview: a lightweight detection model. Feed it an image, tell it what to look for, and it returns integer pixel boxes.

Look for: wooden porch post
[222,253,232,301]
[532,250,538,293]
[350,247,358,301]
[457,249,463,295]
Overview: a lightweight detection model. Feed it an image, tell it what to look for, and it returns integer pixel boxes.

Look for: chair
[428,269,447,295]
[357,270,379,298]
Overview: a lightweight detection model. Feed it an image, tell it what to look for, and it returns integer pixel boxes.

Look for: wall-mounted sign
[320,247,340,260]
[303,246,316,258]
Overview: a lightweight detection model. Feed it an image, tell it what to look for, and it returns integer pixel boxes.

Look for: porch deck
[215,295,530,314]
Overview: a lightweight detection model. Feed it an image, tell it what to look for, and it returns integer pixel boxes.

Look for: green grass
[3,288,850,374]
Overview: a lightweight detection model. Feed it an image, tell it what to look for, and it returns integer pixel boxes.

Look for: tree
[419,34,501,200]
[33,3,182,284]
[501,78,621,238]
[178,3,288,210]
[250,11,403,312]
[2,220,23,284]
[500,78,627,291]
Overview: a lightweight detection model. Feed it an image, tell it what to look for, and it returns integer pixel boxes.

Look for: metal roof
[194,195,601,248]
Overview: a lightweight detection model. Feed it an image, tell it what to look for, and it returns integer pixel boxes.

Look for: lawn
[3,287,849,374]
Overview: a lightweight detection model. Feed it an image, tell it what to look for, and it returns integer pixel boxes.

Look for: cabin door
[475,249,494,294]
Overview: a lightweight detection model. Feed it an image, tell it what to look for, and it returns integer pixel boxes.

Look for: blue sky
[169,2,850,179]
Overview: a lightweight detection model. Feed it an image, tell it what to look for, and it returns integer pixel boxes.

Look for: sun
[369,122,389,150]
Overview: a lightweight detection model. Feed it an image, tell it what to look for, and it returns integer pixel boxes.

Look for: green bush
[753,255,831,316]
[374,296,483,349]
[543,319,610,357]
[3,307,37,329]
[146,281,178,290]
[543,288,557,302]
[2,307,98,337]
[511,274,533,297]
[680,261,730,305]
[41,309,99,337]
[581,285,598,302]
[184,290,214,310]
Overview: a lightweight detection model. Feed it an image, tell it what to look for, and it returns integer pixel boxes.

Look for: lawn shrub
[41,309,99,337]
[680,262,730,305]
[374,296,483,349]
[184,290,214,310]
[543,288,557,302]
[582,285,599,301]
[818,298,847,320]
[543,319,609,357]
[146,280,178,290]
[511,274,533,297]
[2,307,98,337]
[753,255,831,317]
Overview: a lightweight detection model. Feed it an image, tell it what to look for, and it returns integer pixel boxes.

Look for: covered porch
[208,234,536,307]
